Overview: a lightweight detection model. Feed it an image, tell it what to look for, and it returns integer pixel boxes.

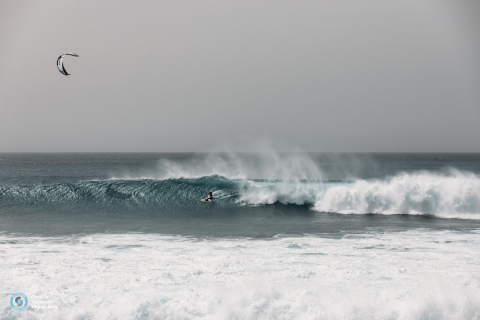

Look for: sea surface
[1,152,480,319]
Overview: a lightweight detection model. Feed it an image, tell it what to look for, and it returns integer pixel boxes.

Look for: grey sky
[1,0,479,152]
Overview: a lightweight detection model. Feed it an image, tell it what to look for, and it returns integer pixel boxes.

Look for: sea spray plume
[154,144,323,181]
[313,169,480,218]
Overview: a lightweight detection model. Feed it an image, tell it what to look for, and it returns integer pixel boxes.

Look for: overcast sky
[1,0,479,152]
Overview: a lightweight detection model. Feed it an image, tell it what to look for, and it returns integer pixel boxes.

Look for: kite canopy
[57,53,79,76]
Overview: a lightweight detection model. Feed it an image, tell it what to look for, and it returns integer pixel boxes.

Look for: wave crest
[2,168,480,219]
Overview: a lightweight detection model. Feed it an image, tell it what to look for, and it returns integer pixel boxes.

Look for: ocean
[1,152,480,319]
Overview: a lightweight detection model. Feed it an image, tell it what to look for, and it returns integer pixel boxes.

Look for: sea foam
[2,230,480,319]
[312,170,480,219]
[235,169,480,219]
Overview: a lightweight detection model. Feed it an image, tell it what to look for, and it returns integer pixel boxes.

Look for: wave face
[0,176,238,210]
[2,169,480,219]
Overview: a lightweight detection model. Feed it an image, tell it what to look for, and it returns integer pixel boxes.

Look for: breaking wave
[1,169,480,219]
[313,170,480,219]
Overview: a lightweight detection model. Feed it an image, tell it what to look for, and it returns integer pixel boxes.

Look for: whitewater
[2,231,480,319]
[1,152,480,319]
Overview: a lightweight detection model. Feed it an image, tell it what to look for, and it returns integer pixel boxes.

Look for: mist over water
[119,148,324,181]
